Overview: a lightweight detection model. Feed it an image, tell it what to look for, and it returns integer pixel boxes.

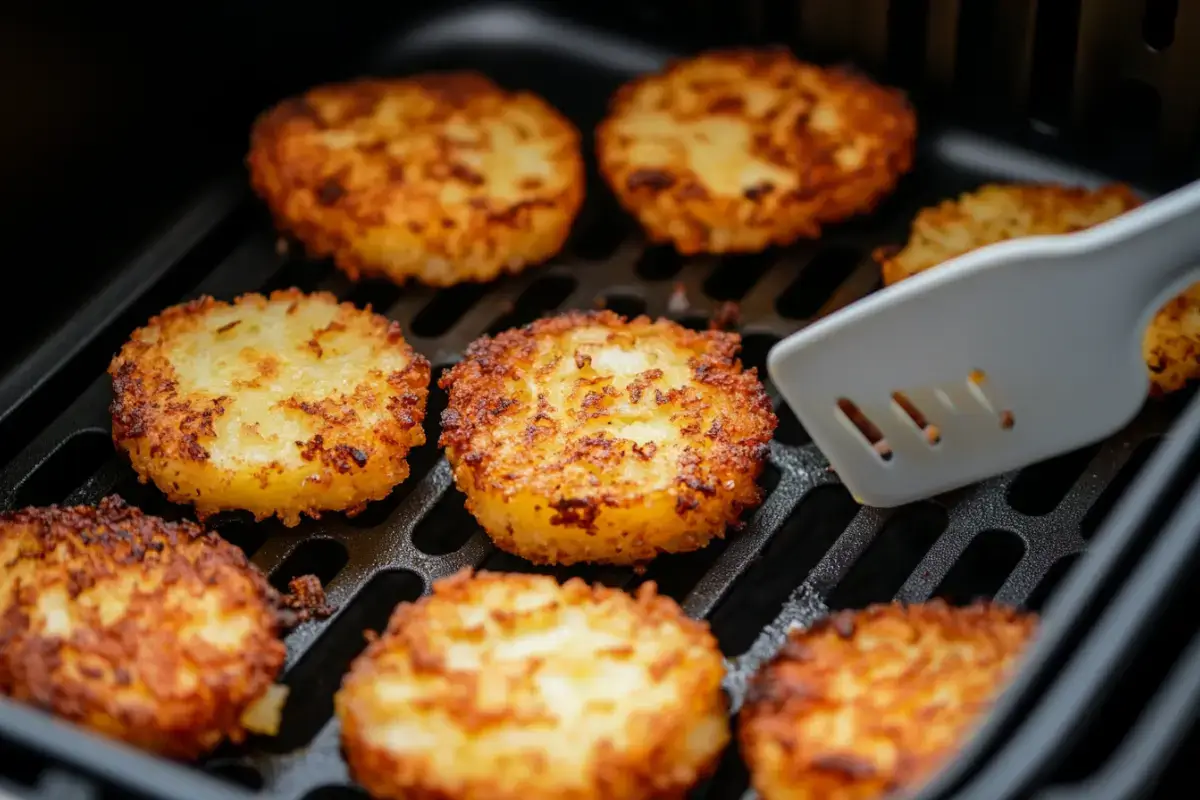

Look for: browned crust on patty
[438,311,777,565]
[109,289,430,525]
[0,496,285,760]
[597,48,916,254]
[336,569,729,800]
[248,73,585,287]
[874,183,1143,286]
[739,601,1037,800]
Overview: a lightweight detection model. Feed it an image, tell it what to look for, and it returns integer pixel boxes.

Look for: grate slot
[260,255,331,296]
[111,475,193,523]
[635,245,684,281]
[343,279,402,315]
[567,195,630,261]
[257,569,423,754]
[484,273,577,334]
[480,548,551,576]
[1082,437,1163,539]
[1007,444,1103,516]
[826,502,947,609]
[10,430,112,509]
[598,293,647,318]
[269,539,350,594]
[775,246,863,320]
[708,485,859,656]
[676,314,711,332]
[411,491,485,556]
[934,528,1027,605]
[703,253,777,302]
[1028,0,1083,129]
[213,521,269,559]
[1026,553,1082,612]
[738,332,777,381]
[1143,0,1180,51]
[410,283,489,339]
[773,402,808,446]
[204,760,263,792]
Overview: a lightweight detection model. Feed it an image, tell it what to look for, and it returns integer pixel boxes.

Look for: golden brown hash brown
[248,73,585,287]
[0,497,286,760]
[875,182,1200,395]
[596,48,916,255]
[438,311,777,566]
[109,290,430,526]
[336,569,729,800]
[739,601,1037,800]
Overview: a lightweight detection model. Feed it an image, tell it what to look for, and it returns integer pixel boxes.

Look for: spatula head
[766,236,1150,507]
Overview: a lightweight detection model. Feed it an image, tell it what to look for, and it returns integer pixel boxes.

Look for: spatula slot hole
[967,370,1015,430]
[891,392,941,446]
[967,369,995,409]
[836,398,892,461]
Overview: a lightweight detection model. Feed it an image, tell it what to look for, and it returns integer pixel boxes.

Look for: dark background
[0,2,704,373]
[0,3,405,358]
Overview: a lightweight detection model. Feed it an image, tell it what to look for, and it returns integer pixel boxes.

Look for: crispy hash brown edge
[873,182,1143,287]
[596,48,917,255]
[108,289,431,525]
[336,569,730,800]
[437,310,778,565]
[738,600,1038,800]
[0,496,286,760]
[246,73,586,287]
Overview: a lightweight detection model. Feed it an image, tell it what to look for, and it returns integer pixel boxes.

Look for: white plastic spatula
[767,178,1200,508]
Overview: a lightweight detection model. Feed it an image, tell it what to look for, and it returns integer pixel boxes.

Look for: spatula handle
[1074,178,1200,327]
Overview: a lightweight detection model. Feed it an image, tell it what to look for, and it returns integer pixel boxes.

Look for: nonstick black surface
[0,5,1188,800]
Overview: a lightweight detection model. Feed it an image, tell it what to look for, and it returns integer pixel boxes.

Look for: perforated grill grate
[0,181,1175,797]
[0,10,1188,788]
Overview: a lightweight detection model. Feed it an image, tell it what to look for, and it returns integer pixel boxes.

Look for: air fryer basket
[1,3,1199,799]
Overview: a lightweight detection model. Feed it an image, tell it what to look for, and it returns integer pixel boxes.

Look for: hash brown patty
[739,601,1037,800]
[109,290,430,525]
[336,570,729,800]
[596,48,916,254]
[875,182,1200,395]
[0,497,286,760]
[438,311,777,566]
[248,73,585,287]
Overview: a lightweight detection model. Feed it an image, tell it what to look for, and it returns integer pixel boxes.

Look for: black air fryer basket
[2,2,1200,798]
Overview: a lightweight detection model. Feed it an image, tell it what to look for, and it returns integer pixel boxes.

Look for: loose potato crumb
[876,183,1200,395]
[336,569,729,800]
[439,311,777,566]
[739,601,1037,800]
[597,48,916,254]
[109,290,430,525]
[248,73,585,287]
[0,497,286,760]
[240,683,290,736]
